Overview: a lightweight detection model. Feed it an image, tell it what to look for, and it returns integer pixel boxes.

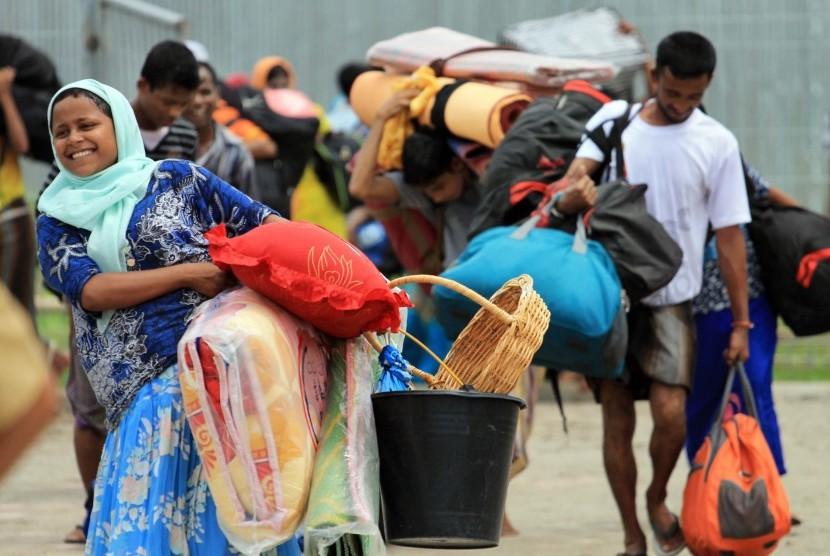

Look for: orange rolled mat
[350,71,400,126]
[350,70,530,148]
[438,81,531,148]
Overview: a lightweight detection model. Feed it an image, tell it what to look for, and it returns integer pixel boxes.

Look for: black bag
[586,181,683,304]
[0,35,60,91]
[469,81,611,237]
[312,131,361,213]
[0,86,54,163]
[236,87,319,215]
[748,200,830,336]
[0,35,60,163]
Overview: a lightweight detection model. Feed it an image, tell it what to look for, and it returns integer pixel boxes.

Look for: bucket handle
[363,273,516,389]
[363,330,464,386]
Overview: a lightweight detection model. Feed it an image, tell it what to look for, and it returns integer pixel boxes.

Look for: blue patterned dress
[38,160,301,555]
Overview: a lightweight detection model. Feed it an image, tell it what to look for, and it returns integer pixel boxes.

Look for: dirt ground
[1,383,827,556]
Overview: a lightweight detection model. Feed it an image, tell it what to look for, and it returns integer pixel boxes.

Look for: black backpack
[0,35,61,163]
[468,81,611,237]
[745,172,830,336]
[312,131,361,213]
[232,86,319,215]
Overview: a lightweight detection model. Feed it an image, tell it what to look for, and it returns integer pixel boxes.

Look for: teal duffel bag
[434,218,627,379]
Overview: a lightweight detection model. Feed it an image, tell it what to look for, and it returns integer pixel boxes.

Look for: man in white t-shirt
[557,32,751,556]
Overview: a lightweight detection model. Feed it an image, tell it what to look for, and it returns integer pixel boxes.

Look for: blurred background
[3,0,830,213]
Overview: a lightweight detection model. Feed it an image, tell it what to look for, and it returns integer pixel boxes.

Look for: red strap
[796,247,830,288]
[537,155,566,171]
[509,180,548,206]
[562,80,612,104]
[583,207,596,229]
[508,178,571,228]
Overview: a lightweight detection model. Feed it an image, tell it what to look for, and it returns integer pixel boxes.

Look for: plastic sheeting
[178,287,329,555]
[304,330,405,556]
[367,27,617,94]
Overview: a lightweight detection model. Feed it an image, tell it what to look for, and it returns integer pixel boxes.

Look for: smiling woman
[50,91,118,176]
[35,79,294,555]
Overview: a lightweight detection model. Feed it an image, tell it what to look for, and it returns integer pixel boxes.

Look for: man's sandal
[651,513,686,556]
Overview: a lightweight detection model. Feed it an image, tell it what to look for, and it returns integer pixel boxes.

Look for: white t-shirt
[576,100,750,307]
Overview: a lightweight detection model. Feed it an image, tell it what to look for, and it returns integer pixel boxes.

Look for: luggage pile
[351,26,618,171]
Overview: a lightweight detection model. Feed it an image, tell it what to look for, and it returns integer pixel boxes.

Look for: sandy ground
[0,383,827,556]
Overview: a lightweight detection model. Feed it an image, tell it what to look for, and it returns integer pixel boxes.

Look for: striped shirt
[141,117,198,162]
[196,123,256,197]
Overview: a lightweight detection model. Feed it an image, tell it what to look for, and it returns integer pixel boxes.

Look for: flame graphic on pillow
[307,246,364,290]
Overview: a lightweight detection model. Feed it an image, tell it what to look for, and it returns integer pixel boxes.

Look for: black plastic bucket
[372,389,525,549]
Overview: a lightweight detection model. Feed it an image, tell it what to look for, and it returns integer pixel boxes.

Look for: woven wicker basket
[367,274,550,394]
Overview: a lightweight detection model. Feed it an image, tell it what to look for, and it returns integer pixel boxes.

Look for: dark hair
[51,88,112,121]
[266,66,289,82]
[140,40,199,90]
[337,63,376,97]
[402,128,455,186]
[198,61,218,85]
[655,31,716,78]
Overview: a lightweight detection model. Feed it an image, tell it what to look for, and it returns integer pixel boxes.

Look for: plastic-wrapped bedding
[178,287,329,556]
[499,7,649,99]
[367,27,616,92]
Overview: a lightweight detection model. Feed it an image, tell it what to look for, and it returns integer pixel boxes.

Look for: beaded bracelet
[731,320,755,330]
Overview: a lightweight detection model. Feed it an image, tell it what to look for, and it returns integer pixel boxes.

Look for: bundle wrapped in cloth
[178,287,329,555]
[367,27,617,94]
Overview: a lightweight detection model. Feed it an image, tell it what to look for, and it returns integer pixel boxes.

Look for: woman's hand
[184,262,236,298]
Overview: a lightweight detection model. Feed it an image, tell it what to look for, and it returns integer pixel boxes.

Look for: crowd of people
[0,25,803,556]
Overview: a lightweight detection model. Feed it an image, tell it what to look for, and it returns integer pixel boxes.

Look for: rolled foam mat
[350,70,530,148]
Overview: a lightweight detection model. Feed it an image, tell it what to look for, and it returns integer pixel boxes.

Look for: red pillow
[206,221,411,338]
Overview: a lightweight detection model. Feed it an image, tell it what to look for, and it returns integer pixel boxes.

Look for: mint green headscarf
[38,79,157,331]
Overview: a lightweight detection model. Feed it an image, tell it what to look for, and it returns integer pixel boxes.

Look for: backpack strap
[429,45,520,76]
[547,370,568,434]
[608,105,633,180]
[585,103,634,182]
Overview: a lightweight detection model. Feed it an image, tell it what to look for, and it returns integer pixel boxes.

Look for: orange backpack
[681,363,791,555]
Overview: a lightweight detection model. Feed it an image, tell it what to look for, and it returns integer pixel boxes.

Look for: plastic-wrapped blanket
[178,287,329,555]
[304,332,402,555]
[367,27,616,93]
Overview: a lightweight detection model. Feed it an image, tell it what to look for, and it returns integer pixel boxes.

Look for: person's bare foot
[501,512,519,537]
[63,525,85,544]
[618,538,647,555]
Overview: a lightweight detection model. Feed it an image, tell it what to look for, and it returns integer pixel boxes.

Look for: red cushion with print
[206,221,411,338]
